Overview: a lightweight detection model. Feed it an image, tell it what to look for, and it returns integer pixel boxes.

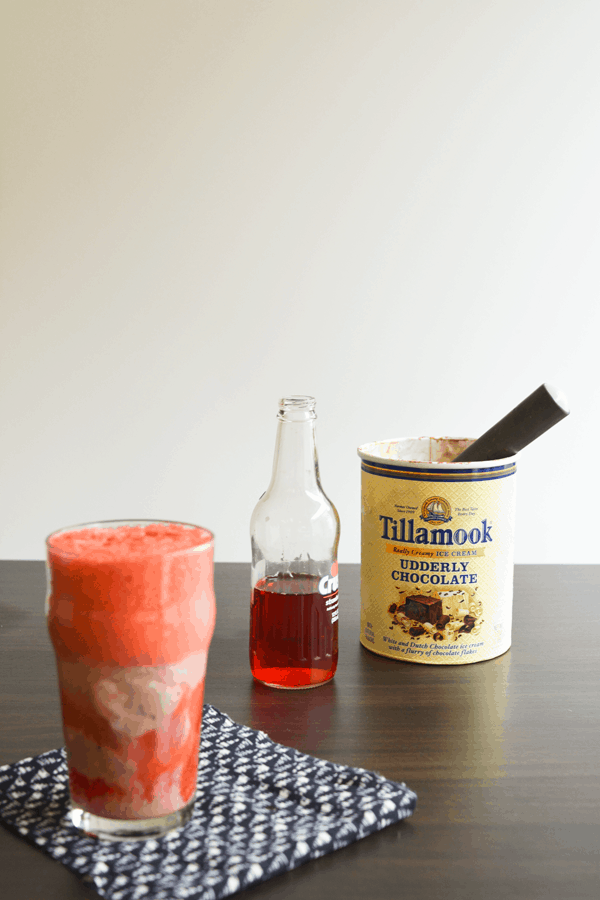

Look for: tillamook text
[379,516,493,546]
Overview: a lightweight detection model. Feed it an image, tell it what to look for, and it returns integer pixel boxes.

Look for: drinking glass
[46,519,215,840]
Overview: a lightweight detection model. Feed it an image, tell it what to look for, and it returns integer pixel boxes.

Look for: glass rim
[46,518,214,555]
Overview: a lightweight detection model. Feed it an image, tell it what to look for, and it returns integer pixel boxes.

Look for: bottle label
[318,572,339,596]
[325,593,339,624]
[319,563,339,623]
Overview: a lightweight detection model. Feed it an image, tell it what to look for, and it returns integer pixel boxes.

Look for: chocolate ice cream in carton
[358,385,569,665]
[358,437,515,664]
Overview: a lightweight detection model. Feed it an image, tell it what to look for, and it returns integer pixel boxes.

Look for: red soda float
[46,519,215,840]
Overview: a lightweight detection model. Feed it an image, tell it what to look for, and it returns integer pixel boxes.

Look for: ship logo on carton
[420,496,452,524]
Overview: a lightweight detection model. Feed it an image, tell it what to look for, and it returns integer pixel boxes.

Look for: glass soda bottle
[250,395,340,689]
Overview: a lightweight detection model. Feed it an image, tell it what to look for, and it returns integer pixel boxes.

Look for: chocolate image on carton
[402,595,442,625]
[389,586,483,644]
[358,437,516,665]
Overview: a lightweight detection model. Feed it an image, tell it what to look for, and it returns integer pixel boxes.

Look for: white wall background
[1,0,598,563]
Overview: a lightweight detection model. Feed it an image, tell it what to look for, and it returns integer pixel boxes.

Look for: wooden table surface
[1,561,599,899]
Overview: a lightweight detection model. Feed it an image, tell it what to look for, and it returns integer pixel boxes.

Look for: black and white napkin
[0,704,417,900]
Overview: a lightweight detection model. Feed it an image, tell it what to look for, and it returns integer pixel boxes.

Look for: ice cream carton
[358,437,516,665]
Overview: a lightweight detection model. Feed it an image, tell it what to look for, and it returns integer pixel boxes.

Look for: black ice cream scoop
[452,383,570,463]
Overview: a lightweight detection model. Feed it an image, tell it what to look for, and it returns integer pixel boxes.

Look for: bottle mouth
[279,395,316,409]
[278,395,316,420]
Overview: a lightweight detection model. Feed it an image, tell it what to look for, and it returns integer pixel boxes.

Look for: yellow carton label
[359,444,516,665]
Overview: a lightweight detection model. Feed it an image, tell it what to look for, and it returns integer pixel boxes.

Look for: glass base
[69,797,195,841]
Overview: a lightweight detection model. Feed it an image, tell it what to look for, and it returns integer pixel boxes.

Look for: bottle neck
[269,397,321,492]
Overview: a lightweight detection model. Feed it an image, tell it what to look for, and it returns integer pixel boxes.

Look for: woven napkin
[0,704,417,900]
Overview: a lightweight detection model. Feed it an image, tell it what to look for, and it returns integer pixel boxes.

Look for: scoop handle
[453,383,569,463]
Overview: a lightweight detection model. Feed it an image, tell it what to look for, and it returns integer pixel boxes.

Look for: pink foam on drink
[49,522,212,560]
[47,522,215,668]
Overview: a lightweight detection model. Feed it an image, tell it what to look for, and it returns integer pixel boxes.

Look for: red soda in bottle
[250,396,340,689]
